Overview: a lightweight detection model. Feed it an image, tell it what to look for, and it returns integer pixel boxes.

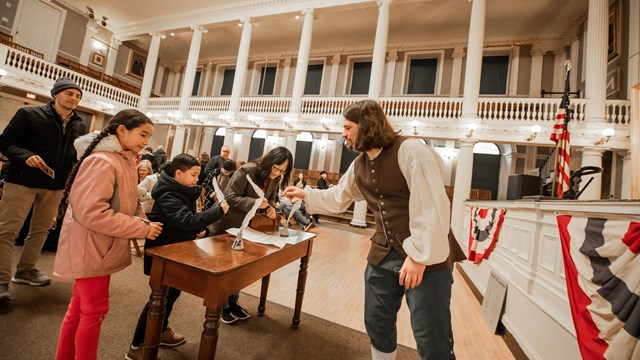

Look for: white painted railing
[147,97,180,111]
[0,45,139,108]
[189,97,230,112]
[239,97,291,113]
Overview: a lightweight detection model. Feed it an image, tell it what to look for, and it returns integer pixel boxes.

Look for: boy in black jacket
[126,154,229,360]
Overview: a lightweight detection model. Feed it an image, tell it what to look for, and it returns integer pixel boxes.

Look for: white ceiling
[59,0,589,65]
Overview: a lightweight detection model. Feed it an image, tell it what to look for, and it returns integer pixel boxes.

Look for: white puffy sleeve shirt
[304,139,450,265]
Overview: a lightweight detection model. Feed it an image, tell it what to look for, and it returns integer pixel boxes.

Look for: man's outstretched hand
[283,186,305,200]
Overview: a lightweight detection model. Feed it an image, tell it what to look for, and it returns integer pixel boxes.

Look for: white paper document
[226,227,315,249]
[240,174,265,232]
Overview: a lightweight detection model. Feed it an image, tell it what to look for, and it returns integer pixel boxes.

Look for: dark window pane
[248,138,266,162]
[304,64,324,95]
[350,61,371,95]
[258,66,277,95]
[294,141,312,170]
[192,70,202,96]
[407,58,437,94]
[221,69,235,96]
[480,56,509,95]
[210,135,225,156]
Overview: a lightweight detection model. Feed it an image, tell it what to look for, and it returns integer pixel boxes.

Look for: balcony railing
[145,96,631,127]
[0,44,140,108]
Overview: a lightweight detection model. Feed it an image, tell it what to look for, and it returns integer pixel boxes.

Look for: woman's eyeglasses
[272,164,287,174]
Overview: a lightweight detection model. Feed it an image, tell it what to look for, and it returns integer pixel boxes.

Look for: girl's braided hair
[56,109,153,220]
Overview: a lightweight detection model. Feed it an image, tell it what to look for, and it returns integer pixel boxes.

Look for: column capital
[530,48,547,57]
[386,49,398,62]
[282,57,292,67]
[457,138,478,148]
[452,46,466,59]
[110,36,122,46]
[149,32,166,39]
[331,53,341,65]
[190,25,208,33]
[377,0,392,7]
[617,150,632,160]
[579,146,606,157]
[241,17,252,25]
[301,7,314,16]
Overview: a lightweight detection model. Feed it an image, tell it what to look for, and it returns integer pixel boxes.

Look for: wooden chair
[130,239,143,257]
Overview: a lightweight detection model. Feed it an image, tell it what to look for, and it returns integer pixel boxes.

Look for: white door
[14,0,64,62]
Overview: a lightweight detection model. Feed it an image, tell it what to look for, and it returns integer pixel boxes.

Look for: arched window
[294,132,314,170]
[248,130,267,162]
[210,127,226,156]
[471,142,501,200]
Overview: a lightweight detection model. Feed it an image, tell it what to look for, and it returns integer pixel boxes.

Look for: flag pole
[550,60,571,198]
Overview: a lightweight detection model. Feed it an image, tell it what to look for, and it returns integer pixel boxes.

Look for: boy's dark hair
[320,171,327,176]
[57,109,154,219]
[222,159,236,172]
[164,154,200,177]
[342,99,398,152]
[254,146,293,187]
[144,146,153,152]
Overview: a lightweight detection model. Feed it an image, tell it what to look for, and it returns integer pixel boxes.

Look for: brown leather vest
[354,137,452,271]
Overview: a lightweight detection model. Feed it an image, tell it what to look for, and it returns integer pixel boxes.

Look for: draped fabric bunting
[467,207,506,264]
[556,213,640,359]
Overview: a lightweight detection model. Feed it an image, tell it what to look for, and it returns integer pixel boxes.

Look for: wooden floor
[243,220,515,360]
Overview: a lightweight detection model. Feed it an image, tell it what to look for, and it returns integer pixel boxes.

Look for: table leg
[198,307,222,360]
[292,255,309,329]
[143,285,168,360]
[258,274,271,316]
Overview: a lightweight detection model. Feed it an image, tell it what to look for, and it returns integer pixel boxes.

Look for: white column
[223,127,236,158]
[172,68,182,97]
[450,46,465,97]
[139,33,163,111]
[280,57,292,96]
[316,133,329,170]
[284,131,298,160]
[351,201,368,228]
[328,53,341,97]
[508,46,520,96]
[529,48,546,97]
[201,128,215,157]
[329,139,342,173]
[524,145,538,175]
[165,72,175,97]
[620,151,632,199]
[584,0,608,125]
[202,62,213,97]
[105,36,121,76]
[570,38,580,91]
[368,0,391,100]
[460,0,485,122]
[383,49,398,96]
[179,26,206,112]
[451,139,477,241]
[497,151,515,200]
[229,17,253,114]
[578,147,604,200]
[79,25,95,66]
[552,49,567,92]
[153,65,165,95]
[628,0,640,87]
[170,126,187,160]
[290,8,315,116]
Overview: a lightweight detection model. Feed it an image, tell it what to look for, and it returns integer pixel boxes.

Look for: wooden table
[142,233,315,360]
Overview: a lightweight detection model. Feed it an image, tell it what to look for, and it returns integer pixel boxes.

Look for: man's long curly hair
[342,100,398,152]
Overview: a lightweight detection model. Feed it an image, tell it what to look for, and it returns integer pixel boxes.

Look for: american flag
[556,213,640,359]
[550,67,572,198]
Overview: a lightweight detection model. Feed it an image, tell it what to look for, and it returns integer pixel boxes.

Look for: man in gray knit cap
[0,77,87,302]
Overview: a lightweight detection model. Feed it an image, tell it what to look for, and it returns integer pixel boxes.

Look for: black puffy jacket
[0,101,86,190]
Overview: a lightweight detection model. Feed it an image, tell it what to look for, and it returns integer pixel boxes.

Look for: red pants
[56,275,111,360]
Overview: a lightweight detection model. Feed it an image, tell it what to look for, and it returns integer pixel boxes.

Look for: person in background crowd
[152,145,167,172]
[137,160,153,184]
[236,160,246,169]
[202,159,236,211]
[293,172,307,189]
[204,145,231,176]
[53,109,162,360]
[284,100,454,360]
[197,152,210,185]
[140,146,155,170]
[0,77,87,302]
[316,171,329,190]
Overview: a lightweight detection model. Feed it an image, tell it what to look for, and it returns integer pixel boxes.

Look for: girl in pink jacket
[53,109,163,360]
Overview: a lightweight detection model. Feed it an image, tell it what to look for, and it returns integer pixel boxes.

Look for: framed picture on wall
[608,1,620,61]
[126,49,147,80]
[91,52,105,67]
